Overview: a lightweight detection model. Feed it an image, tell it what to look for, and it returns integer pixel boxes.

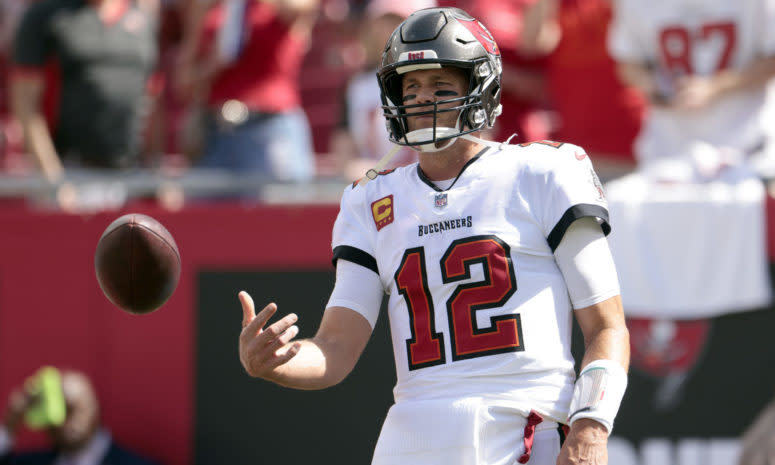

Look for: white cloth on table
[604,167,772,319]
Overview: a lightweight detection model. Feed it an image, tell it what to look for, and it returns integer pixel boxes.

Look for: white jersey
[608,0,775,164]
[331,141,610,422]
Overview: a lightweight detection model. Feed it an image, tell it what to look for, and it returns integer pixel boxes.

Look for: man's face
[48,373,99,452]
[401,67,469,133]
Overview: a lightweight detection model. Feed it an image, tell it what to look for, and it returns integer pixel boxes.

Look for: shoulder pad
[518,140,567,149]
[518,140,587,159]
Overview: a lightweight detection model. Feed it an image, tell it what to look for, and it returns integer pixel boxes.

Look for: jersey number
[394,235,523,371]
[659,21,736,75]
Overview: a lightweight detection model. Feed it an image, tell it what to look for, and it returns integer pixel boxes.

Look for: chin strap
[357,127,458,187]
[358,144,402,187]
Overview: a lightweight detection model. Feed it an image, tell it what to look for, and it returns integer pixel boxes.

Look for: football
[95,213,181,314]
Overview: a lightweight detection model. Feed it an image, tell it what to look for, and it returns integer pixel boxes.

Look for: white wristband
[567,359,628,434]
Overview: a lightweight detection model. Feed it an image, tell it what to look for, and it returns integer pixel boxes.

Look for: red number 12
[394,235,523,371]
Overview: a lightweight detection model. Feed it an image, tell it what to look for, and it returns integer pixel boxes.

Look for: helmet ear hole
[488,84,502,125]
[467,108,487,128]
[490,83,501,99]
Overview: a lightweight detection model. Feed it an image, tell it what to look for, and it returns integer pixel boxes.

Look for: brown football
[95,213,181,314]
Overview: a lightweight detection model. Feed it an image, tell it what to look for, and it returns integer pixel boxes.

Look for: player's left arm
[558,296,629,465]
[552,217,630,465]
[574,297,630,388]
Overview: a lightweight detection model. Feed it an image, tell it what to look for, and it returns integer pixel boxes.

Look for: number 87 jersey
[331,141,611,422]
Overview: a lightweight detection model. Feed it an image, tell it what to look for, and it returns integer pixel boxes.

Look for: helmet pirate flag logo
[456,18,500,56]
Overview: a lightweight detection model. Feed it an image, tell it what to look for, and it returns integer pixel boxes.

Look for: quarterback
[239,7,630,465]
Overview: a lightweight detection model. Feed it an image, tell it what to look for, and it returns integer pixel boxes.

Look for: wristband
[567,359,628,434]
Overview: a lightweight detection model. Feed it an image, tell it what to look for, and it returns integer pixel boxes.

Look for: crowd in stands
[0,0,772,208]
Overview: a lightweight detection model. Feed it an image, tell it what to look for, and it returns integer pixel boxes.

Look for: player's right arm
[239,183,382,389]
[238,292,372,390]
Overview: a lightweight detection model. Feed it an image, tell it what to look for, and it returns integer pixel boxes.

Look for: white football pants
[371,398,563,465]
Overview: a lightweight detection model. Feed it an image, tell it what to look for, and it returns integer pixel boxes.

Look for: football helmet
[377,7,502,152]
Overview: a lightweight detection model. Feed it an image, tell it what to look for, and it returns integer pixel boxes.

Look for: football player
[239,7,630,465]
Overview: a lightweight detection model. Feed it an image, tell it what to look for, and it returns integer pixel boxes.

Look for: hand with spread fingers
[236,291,372,390]
[238,291,301,381]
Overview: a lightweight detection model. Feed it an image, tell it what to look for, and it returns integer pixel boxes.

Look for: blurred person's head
[47,370,101,452]
[359,0,437,66]
[377,7,502,152]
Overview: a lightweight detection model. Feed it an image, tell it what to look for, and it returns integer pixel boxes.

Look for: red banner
[0,203,338,465]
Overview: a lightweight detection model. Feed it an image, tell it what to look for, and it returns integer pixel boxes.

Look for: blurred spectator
[144,0,186,162]
[608,0,775,180]
[738,393,775,465]
[520,0,645,178]
[0,0,29,171]
[9,0,161,182]
[0,367,161,465]
[438,0,553,144]
[328,0,435,181]
[175,0,319,182]
[600,0,774,323]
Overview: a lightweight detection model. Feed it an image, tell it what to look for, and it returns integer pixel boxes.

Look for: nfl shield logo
[434,193,448,208]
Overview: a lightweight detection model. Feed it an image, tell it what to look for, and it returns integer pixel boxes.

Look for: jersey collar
[416,146,490,192]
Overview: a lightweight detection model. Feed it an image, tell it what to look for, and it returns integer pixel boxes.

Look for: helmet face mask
[377,7,503,152]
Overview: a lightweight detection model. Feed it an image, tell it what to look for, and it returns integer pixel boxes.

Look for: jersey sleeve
[331,184,380,276]
[525,143,611,252]
[607,0,650,63]
[11,2,54,67]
